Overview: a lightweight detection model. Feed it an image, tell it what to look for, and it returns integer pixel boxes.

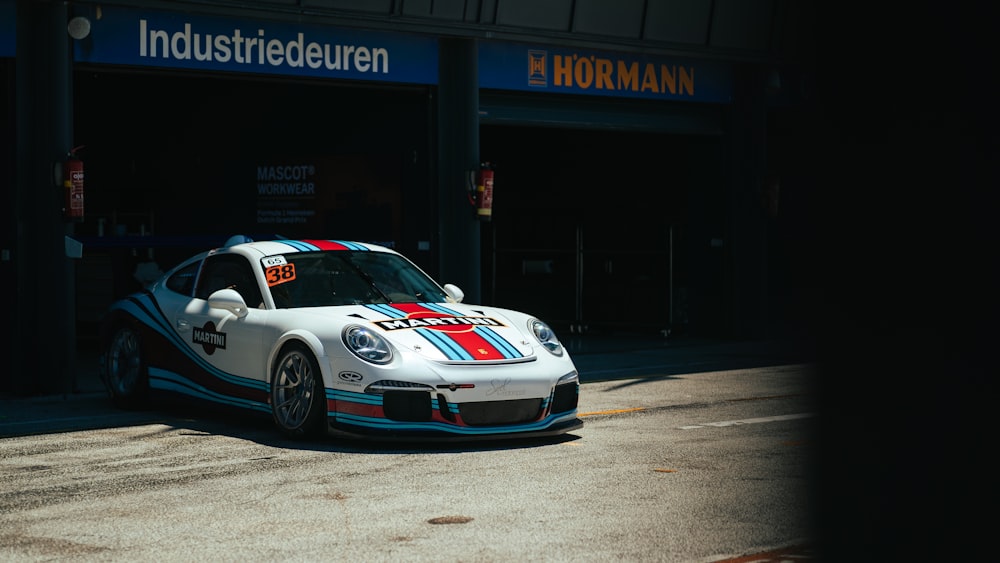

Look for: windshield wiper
[334,254,391,303]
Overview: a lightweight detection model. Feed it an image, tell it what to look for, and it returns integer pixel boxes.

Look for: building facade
[1,0,816,394]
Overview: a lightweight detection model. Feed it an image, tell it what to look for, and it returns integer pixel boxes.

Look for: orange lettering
[595,58,613,89]
[617,60,638,91]
[553,55,573,87]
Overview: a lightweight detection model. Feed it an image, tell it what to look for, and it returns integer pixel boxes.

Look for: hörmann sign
[71,6,438,84]
[478,41,732,103]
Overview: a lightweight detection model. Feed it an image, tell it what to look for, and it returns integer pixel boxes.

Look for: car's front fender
[268,329,332,386]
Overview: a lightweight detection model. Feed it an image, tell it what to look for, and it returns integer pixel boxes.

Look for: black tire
[104,322,149,409]
[270,342,326,439]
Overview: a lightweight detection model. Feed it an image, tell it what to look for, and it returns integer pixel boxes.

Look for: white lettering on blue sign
[138,19,389,73]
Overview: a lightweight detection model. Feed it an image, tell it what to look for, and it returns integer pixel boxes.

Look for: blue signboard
[478,41,732,103]
[72,6,438,84]
[1,0,15,57]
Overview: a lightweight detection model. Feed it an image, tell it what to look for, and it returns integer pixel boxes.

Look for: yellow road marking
[578,407,646,417]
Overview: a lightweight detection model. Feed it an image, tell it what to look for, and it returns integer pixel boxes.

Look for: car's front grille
[458,398,542,426]
[379,392,559,427]
[550,381,579,414]
[382,390,433,422]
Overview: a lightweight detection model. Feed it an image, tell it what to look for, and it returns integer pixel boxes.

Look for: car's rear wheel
[104,323,149,409]
[270,343,326,439]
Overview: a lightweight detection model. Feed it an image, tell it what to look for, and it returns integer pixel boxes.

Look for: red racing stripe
[444,329,505,360]
[391,303,505,360]
[302,239,350,250]
[334,400,384,419]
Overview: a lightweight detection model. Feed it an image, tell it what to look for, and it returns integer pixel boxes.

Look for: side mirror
[208,288,249,318]
[442,283,464,303]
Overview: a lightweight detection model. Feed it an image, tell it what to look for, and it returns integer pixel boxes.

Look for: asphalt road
[0,338,819,562]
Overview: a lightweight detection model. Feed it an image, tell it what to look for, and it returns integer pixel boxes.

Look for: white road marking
[679,412,814,430]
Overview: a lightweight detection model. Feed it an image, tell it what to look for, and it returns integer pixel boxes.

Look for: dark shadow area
[806,5,996,561]
[97,396,584,454]
[1,333,815,439]
[571,334,816,383]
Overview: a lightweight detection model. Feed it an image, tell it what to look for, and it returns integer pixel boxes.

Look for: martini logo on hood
[374,315,503,331]
[364,303,523,362]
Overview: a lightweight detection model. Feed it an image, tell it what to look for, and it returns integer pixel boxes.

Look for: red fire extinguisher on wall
[474,162,494,221]
[62,147,85,222]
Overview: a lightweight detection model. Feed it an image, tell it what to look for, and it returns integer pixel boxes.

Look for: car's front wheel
[270,343,326,439]
[104,323,149,409]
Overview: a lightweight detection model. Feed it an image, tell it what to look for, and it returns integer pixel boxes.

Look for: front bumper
[324,415,584,442]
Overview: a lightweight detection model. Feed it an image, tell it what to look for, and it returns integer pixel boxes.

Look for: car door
[176,253,271,382]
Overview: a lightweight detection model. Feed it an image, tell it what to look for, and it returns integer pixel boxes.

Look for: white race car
[99,236,582,441]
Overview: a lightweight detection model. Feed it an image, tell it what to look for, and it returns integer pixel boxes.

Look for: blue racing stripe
[416,303,521,357]
[330,389,439,413]
[365,303,404,317]
[474,327,522,358]
[276,240,318,252]
[114,294,269,393]
[332,410,579,435]
[420,303,463,316]
[149,368,270,413]
[415,327,474,360]
[329,389,382,406]
[330,240,369,251]
[278,240,370,252]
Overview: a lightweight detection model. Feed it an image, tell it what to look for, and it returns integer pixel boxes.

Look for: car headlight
[343,325,393,364]
[529,318,563,356]
[557,371,579,385]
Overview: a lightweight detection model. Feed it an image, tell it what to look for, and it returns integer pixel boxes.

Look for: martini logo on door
[193,321,227,354]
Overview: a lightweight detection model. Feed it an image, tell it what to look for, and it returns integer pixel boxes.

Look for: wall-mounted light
[67,16,91,40]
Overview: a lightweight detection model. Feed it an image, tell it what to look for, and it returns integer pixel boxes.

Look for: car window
[352,252,447,303]
[164,260,200,296]
[269,252,380,307]
[264,250,446,308]
[195,254,264,307]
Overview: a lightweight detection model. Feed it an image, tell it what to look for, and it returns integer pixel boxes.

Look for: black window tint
[195,254,263,307]
[165,261,200,296]
[352,252,447,303]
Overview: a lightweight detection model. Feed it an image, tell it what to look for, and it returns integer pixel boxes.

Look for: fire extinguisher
[62,147,85,222]
[474,162,494,221]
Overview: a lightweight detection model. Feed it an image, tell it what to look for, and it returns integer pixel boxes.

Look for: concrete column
[436,38,481,303]
[15,0,76,394]
[727,64,769,339]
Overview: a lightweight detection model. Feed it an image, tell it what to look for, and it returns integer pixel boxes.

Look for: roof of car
[219,237,397,257]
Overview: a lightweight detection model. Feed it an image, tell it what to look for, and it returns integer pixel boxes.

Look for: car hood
[308,302,538,363]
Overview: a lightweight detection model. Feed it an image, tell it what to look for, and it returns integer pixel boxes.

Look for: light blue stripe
[475,327,521,358]
[333,410,578,435]
[329,389,383,406]
[278,240,317,252]
[330,240,368,251]
[365,303,404,317]
[115,295,268,392]
[149,368,270,413]
[416,327,473,360]
[420,303,462,315]
[415,303,522,358]
[330,389,438,412]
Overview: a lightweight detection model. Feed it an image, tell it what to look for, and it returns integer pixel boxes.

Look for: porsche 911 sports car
[99,236,582,441]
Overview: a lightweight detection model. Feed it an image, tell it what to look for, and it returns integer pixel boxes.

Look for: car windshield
[264,250,448,308]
